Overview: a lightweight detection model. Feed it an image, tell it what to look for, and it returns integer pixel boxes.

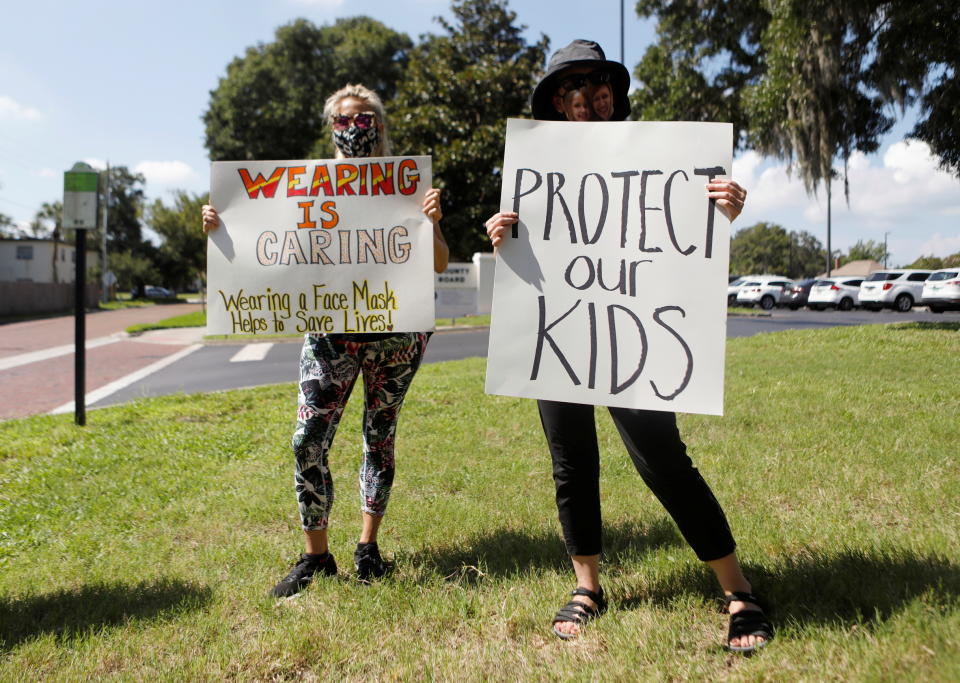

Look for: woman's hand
[422,188,442,224]
[423,188,449,273]
[484,211,519,249]
[201,204,220,234]
[706,180,747,222]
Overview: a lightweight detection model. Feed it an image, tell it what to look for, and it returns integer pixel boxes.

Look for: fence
[0,281,101,316]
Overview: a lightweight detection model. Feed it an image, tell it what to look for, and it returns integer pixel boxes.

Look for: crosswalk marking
[229,343,274,362]
[0,335,123,372]
[50,344,203,415]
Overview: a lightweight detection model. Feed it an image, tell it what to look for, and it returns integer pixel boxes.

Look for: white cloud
[733,142,960,229]
[916,233,960,258]
[35,168,56,178]
[83,158,107,171]
[288,0,344,6]
[134,160,196,186]
[0,95,41,121]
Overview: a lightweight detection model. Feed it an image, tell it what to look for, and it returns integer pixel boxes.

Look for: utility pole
[620,0,625,64]
[883,231,890,267]
[100,162,110,303]
[826,177,832,276]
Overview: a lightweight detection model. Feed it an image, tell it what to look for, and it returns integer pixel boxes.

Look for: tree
[634,1,959,176]
[871,4,960,175]
[203,17,412,161]
[842,238,887,265]
[789,229,828,278]
[634,1,959,279]
[390,0,549,259]
[31,201,64,283]
[633,0,769,148]
[109,250,159,295]
[743,1,893,276]
[148,191,209,291]
[729,221,825,278]
[906,255,943,270]
[92,166,155,297]
[0,212,19,238]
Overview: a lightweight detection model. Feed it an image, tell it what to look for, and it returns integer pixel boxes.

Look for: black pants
[537,399,736,562]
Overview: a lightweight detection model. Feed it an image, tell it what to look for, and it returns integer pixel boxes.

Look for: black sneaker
[270,552,337,598]
[354,542,388,581]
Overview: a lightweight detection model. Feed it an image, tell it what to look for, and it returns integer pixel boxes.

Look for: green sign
[63,162,100,230]
[64,172,99,192]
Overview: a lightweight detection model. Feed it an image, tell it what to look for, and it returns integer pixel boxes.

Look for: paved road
[93,307,955,409]
[93,328,492,408]
[2,305,954,419]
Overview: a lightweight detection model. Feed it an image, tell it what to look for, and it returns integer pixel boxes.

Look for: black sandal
[551,587,607,640]
[724,591,774,653]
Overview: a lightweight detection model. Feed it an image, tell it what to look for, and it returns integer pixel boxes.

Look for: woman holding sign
[203,84,449,596]
[484,41,773,653]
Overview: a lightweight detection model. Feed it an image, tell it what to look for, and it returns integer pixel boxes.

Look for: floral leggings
[292,332,429,531]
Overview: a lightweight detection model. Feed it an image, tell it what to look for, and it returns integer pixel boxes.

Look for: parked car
[727,275,760,306]
[858,269,932,312]
[921,268,960,313]
[807,277,863,310]
[143,286,175,299]
[780,278,816,310]
[735,276,794,310]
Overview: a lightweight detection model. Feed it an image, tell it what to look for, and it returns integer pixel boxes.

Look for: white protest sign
[208,156,434,336]
[485,120,732,415]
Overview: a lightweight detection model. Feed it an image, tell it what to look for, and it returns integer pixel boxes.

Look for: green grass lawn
[126,310,207,334]
[1,323,958,680]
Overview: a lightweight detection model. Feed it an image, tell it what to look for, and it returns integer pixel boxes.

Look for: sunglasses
[557,70,612,94]
[331,112,377,130]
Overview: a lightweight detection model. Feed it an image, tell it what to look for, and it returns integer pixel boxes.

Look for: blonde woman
[202,84,448,596]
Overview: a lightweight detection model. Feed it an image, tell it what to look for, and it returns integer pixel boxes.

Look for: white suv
[727,275,760,306]
[859,269,932,312]
[735,276,794,310]
[808,277,863,311]
[921,268,960,313]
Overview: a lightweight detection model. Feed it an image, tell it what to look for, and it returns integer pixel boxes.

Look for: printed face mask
[333,125,380,158]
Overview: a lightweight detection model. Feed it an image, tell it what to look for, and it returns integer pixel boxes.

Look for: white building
[0,238,99,283]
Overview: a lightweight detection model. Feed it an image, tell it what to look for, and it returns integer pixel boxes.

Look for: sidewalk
[0,304,203,421]
[0,303,203,358]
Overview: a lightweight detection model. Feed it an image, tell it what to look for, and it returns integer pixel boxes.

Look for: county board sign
[485,120,733,416]
[208,156,435,336]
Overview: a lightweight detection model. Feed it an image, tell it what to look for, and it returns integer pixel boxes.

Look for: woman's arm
[422,188,449,273]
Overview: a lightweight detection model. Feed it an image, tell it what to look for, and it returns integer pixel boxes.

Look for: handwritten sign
[207,156,435,335]
[485,120,732,415]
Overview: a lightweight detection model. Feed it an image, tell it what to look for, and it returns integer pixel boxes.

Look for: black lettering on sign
[650,305,693,400]
[531,296,581,385]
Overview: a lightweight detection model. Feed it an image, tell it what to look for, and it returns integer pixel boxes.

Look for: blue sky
[1,0,958,266]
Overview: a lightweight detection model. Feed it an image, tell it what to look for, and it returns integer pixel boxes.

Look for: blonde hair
[322,83,392,157]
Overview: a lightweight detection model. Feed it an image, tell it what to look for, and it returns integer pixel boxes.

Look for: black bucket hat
[530,39,631,121]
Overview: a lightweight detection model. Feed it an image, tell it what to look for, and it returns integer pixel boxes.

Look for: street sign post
[63,162,99,426]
